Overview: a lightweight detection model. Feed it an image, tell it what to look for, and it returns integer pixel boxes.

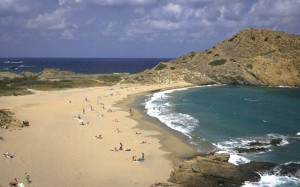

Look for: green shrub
[209,59,227,66]
[182,57,186,60]
[247,64,253,69]
[214,54,219,57]
[230,59,236,62]
[228,35,237,42]
[276,35,281,39]
[264,37,269,41]
[170,67,176,70]
[207,51,212,54]
[155,63,167,71]
[251,36,255,40]
[189,52,196,58]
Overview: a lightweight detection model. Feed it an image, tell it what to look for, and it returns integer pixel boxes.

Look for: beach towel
[18,183,25,187]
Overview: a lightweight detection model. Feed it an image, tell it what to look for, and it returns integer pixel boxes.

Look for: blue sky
[0,0,299,58]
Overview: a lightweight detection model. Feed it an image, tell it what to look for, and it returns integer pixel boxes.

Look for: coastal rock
[0,111,23,129]
[169,153,276,187]
[271,163,300,178]
[123,29,300,87]
[235,147,269,154]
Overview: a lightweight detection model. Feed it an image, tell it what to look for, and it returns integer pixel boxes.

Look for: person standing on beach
[83,108,85,114]
[141,153,145,161]
[119,143,123,150]
[25,173,30,183]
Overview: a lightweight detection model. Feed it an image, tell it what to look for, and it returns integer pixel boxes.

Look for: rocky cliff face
[169,153,300,187]
[123,29,300,87]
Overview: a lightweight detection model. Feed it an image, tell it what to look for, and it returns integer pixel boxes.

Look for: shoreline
[114,86,198,167]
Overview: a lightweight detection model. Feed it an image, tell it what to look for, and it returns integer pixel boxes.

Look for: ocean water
[0,57,172,74]
[144,85,300,187]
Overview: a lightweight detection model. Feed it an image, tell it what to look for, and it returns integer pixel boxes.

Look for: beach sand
[0,82,196,186]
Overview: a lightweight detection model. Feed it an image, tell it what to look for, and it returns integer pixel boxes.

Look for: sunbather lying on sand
[141,141,150,144]
[135,132,142,135]
[3,152,14,158]
[95,135,102,139]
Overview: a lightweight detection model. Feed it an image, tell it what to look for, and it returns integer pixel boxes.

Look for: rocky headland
[123,29,300,87]
[169,153,300,187]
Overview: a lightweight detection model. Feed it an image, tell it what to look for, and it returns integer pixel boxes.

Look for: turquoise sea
[144,85,300,187]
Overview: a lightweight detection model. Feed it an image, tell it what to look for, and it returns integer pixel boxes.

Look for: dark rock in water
[247,141,268,146]
[235,147,269,154]
[8,66,18,70]
[288,136,300,141]
[169,153,276,187]
[239,161,277,174]
[269,163,300,179]
[270,138,282,146]
[247,138,282,147]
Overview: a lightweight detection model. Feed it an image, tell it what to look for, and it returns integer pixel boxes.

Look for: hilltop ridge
[123,28,300,87]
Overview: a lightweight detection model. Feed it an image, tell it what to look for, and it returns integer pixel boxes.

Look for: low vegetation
[209,59,227,66]
[207,51,213,54]
[155,63,167,71]
[251,36,255,41]
[170,67,176,70]
[189,52,196,58]
[214,54,219,57]
[228,35,237,42]
[0,74,123,96]
[97,75,121,82]
[264,37,269,41]
[247,64,253,69]
[230,59,236,62]
[276,35,281,39]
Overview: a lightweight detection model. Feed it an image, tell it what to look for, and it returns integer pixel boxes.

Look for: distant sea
[0,57,172,74]
[144,85,300,187]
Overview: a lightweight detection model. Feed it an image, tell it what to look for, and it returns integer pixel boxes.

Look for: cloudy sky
[0,0,299,58]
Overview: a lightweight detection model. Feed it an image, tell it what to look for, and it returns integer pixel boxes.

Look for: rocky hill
[123,29,300,87]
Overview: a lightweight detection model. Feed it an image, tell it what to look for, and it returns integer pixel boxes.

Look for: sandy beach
[0,82,196,187]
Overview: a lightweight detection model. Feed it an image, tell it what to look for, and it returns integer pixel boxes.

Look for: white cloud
[85,17,96,25]
[59,0,157,6]
[100,21,118,36]
[0,0,30,13]
[61,29,75,40]
[25,8,70,30]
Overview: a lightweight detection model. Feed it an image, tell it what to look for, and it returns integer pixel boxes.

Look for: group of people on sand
[9,173,30,187]
[131,153,145,162]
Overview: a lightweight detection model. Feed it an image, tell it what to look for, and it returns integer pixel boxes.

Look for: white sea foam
[297,132,300,136]
[268,85,297,89]
[216,150,250,165]
[113,72,129,74]
[244,98,259,102]
[3,61,23,64]
[243,174,300,187]
[144,85,217,138]
[213,133,293,166]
